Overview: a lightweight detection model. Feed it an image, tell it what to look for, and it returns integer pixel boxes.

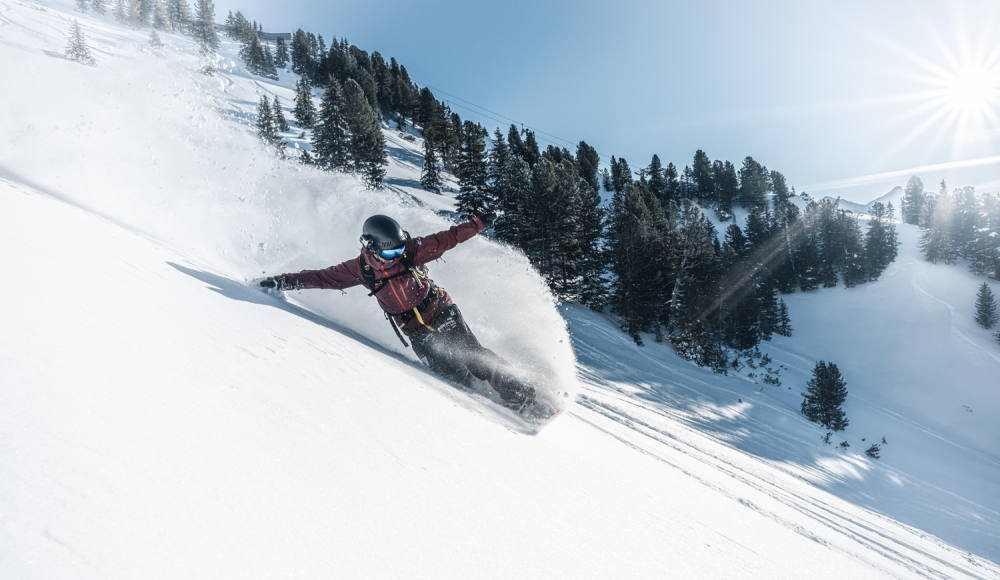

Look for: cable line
[411,79,609,164]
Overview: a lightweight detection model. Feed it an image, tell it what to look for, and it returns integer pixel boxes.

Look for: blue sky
[217,0,1000,203]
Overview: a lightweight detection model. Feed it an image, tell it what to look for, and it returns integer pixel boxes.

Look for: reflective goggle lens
[380,246,405,259]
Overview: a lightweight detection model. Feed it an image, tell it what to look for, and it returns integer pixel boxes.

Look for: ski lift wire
[411,79,609,163]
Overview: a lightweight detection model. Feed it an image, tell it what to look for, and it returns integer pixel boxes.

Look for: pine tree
[191,0,218,50]
[521,130,541,168]
[776,299,792,336]
[713,160,739,220]
[838,210,866,288]
[255,96,282,150]
[166,0,192,34]
[114,0,128,24]
[666,199,719,343]
[577,181,608,310]
[456,121,491,220]
[646,154,666,205]
[91,0,107,15]
[272,96,289,132]
[607,184,662,344]
[65,20,96,66]
[77,0,90,12]
[290,29,311,75]
[576,141,601,193]
[139,0,154,28]
[223,10,236,37]
[864,202,896,281]
[128,0,145,29]
[420,137,443,194]
[198,40,215,75]
[152,0,171,32]
[801,360,849,431]
[692,150,714,203]
[920,187,957,264]
[257,96,283,152]
[263,43,278,79]
[312,76,350,171]
[274,36,289,68]
[489,129,531,247]
[292,75,317,128]
[901,175,925,225]
[770,170,790,207]
[975,283,999,328]
[664,162,680,204]
[343,78,387,189]
[149,26,163,48]
[738,156,770,210]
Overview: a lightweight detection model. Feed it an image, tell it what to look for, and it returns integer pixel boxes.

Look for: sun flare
[944,67,1000,114]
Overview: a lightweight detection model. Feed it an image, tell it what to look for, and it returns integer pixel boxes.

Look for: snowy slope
[2,1,1000,577]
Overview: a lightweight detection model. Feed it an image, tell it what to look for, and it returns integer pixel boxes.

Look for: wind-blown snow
[2,0,999,577]
[0,0,577,400]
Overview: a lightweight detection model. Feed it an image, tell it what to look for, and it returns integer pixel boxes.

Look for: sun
[943,66,1000,115]
[865,13,1000,165]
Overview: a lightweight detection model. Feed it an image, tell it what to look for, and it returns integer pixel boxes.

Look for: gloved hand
[259,276,286,291]
[477,212,498,229]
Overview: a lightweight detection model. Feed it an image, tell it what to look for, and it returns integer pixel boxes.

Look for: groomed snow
[1,1,999,577]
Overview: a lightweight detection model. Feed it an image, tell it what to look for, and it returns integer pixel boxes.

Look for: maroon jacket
[277,217,487,336]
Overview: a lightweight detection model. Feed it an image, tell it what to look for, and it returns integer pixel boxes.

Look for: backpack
[357,252,436,347]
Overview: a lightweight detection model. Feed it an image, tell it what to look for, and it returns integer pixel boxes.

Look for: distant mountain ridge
[820,185,904,215]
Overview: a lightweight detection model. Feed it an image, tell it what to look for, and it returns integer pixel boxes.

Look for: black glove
[477,212,498,228]
[260,276,285,290]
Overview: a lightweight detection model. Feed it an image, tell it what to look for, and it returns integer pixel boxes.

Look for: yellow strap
[413,307,436,332]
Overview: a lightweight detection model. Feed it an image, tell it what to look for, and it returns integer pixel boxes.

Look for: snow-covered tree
[152,0,171,32]
[191,0,218,50]
[456,121,490,220]
[76,0,89,12]
[272,96,289,132]
[198,41,215,75]
[90,0,107,15]
[274,36,288,68]
[149,26,163,48]
[975,282,999,329]
[166,0,192,34]
[801,360,849,431]
[343,78,387,189]
[420,137,442,194]
[292,75,317,128]
[262,43,278,80]
[255,96,282,150]
[128,0,146,29]
[776,299,792,337]
[65,19,96,66]
[113,0,128,24]
[312,77,350,172]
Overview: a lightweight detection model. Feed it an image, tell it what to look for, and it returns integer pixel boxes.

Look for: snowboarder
[259,213,546,415]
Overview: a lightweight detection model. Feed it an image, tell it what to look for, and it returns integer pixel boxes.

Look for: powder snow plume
[0,13,577,402]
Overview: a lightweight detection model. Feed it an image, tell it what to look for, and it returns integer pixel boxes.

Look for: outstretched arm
[261,258,365,291]
[411,214,494,265]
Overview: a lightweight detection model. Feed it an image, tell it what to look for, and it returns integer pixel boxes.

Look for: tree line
[421,128,901,372]
[230,14,905,375]
[74,0,221,72]
[901,176,1000,279]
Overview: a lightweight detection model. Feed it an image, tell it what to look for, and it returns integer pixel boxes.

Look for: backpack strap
[357,252,439,347]
[359,254,410,348]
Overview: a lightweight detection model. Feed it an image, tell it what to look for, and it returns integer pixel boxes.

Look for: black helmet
[360,215,407,252]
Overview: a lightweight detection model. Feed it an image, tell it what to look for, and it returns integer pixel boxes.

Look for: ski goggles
[380,246,406,260]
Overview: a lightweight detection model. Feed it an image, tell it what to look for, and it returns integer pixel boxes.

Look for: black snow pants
[410,304,535,408]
